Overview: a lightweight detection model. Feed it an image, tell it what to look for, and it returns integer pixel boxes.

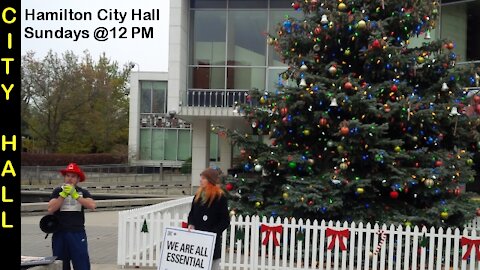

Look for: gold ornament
[356,187,365,194]
[424,179,434,188]
[255,201,262,208]
[394,146,401,152]
[337,145,344,153]
[282,192,289,199]
[339,162,348,170]
[466,159,474,166]
[440,211,448,219]
[338,3,347,11]
[357,20,366,30]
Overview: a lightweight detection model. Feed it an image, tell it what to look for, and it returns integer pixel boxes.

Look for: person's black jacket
[187,194,230,260]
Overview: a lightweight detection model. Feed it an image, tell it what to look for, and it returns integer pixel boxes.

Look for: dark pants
[52,231,90,270]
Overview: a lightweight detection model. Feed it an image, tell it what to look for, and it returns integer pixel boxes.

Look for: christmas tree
[217,0,480,228]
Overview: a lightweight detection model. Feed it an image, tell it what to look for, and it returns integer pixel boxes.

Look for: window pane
[441,3,468,61]
[165,130,178,160]
[152,89,166,113]
[178,130,192,161]
[229,0,267,8]
[191,10,226,65]
[140,82,152,113]
[270,0,297,8]
[140,129,151,160]
[210,132,219,161]
[189,67,225,89]
[268,10,302,66]
[190,0,226,8]
[267,67,296,92]
[439,1,480,61]
[227,10,267,66]
[226,67,266,90]
[152,129,165,160]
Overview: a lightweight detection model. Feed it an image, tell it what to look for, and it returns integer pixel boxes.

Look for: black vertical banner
[0,0,21,268]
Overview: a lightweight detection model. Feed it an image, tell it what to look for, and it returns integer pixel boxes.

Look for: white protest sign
[158,227,217,270]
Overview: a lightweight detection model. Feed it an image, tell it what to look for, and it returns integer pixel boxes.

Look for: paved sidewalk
[22,210,144,269]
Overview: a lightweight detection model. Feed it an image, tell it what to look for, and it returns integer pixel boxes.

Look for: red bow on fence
[460,236,480,261]
[181,222,188,228]
[260,224,283,246]
[326,228,350,251]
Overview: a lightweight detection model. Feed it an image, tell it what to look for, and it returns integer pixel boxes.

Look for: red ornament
[280,107,288,116]
[340,126,349,136]
[435,160,443,167]
[391,85,398,92]
[319,118,328,126]
[390,191,399,199]
[473,95,480,104]
[372,39,381,49]
[225,183,234,191]
[446,42,454,50]
[292,2,301,10]
[314,26,322,35]
[344,81,353,90]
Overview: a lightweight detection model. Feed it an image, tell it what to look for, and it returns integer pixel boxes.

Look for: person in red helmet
[48,163,96,270]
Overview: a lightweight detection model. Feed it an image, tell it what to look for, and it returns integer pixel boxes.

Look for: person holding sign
[188,167,230,270]
[47,163,96,270]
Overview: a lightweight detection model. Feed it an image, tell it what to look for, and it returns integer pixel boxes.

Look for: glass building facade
[439,0,480,63]
[137,80,221,162]
[138,80,193,161]
[188,0,299,97]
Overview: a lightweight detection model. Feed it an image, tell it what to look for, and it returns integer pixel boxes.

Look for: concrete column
[128,72,140,164]
[217,135,232,177]
[191,119,210,193]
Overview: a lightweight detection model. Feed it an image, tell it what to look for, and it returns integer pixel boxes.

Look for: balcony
[178,89,249,117]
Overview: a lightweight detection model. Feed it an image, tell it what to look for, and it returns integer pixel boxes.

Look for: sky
[21,0,170,72]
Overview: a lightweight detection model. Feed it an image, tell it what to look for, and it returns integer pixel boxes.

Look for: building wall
[128,71,170,166]
[168,0,189,114]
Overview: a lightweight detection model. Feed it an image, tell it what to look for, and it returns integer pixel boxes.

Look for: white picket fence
[117,196,193,267]
[117,197,480,269]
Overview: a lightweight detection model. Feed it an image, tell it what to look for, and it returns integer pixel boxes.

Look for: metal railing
[184,89,249,107]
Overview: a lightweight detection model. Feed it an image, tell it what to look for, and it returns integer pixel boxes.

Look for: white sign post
[158,227,217,270]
